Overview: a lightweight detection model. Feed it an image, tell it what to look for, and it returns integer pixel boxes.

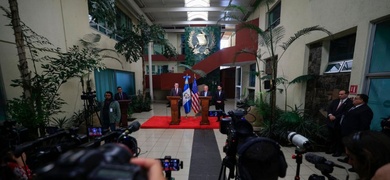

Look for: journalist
[343,131,390,180]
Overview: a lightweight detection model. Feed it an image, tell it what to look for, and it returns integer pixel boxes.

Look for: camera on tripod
[81,90,97,100]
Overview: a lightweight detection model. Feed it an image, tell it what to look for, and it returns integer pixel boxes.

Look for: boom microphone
[305,153,345,169]
[123,121,141,135]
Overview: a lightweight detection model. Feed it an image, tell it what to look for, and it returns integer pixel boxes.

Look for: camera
[36,122,143,180]
[81,90,97,100]
[220,109,253,157]
[287,131,311,150]
[35,143,147,180]
[158,156,183,171]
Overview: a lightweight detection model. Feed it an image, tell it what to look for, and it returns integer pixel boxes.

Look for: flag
[191,76,200,113]
[183,75,192,114]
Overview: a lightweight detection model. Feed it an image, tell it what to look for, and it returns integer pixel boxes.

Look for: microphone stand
[292,147,306,180]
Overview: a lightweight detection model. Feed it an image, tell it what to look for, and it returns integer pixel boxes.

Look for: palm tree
[225,0,332,133]
[5,0,32,100]
[115,16,177,100]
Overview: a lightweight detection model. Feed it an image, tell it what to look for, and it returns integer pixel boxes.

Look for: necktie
[120,93,123,100]
[176,88,178,95]
[205,92,207,96]
[219,91,221,97]
[336,99,343,110]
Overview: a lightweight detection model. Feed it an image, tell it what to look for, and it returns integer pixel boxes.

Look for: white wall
[239,0,390,109]
[0,0,143,118]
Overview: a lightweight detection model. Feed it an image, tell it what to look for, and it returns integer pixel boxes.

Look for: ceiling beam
[142,7,228,12]
[125,0,153,25]
[154,20,240,25]
[164,28,235,33]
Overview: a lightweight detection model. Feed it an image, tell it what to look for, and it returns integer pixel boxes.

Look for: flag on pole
[191,75,200,114]
[183,75,192,114]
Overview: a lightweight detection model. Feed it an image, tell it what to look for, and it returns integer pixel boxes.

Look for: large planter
[244,106,264,132]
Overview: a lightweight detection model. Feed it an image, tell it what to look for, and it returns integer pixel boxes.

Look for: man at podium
[169,83,182,119]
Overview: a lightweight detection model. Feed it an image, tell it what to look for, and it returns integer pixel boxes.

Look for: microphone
[305,153,345,169]
[122,121,141,135]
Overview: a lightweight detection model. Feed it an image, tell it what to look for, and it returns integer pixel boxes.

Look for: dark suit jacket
[169,88,183,105]
[199,91,212,97]
[169,88,183,97]
[327,98,353,128]
[340,104,373,137]
[213,90,226,104]
[114,92,129,100]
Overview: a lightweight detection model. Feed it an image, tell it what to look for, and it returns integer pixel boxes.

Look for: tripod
[292,148,306,180]
[218,156,236,180]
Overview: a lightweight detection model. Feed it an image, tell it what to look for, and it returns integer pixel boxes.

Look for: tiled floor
[130,100,358,180]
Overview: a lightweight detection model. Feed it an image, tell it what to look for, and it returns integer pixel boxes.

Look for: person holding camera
[131,158,165,180]
[343,131,390,180]
[100,91,121,131]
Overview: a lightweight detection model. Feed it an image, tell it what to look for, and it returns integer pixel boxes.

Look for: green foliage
[129,90,151,113]
[115,16,177,63]
[259,104,328,147]
[88,0,117,29]
[51,116,72,129]
[3,11,105,131]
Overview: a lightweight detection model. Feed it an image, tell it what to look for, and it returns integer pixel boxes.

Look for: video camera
[35,121,143,180]
[219,109,254,157]
[305,153,349,180]
[35,143,147,180]
[81,88,97,101]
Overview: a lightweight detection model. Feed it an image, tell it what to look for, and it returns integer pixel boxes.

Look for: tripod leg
[218,164,227,180]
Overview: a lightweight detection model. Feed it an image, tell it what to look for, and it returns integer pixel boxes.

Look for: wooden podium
[117,100,131,127]
[167,96,181,125]
[199,96,212,125]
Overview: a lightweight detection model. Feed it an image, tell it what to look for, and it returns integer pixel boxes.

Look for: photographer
[343,131,390,180]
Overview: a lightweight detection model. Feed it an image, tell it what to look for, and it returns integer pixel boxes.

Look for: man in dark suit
[169,83,182,119]
[338,94,373,171]
[199,85,211,97]
[114,86,129,100]
[340,94,373,137]
[169,83,183,97]
[213,85,226,112]
[326,90,353,156]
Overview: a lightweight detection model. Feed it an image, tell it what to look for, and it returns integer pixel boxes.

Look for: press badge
[110,108,113,112]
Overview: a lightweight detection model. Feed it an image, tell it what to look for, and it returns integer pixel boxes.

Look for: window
[249,64,256,87]
[88,0,127,41]
[329,34,356,62]
[324,60,353,73]
[116,8,132,31]
[324,34,356,73]
[181,34,186,55]
[236,67,242,99]
[367,19,390,131]
[145,65,169,75]
[268,2,281,29]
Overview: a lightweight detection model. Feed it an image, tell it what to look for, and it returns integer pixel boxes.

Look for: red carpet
[141,116,220,129]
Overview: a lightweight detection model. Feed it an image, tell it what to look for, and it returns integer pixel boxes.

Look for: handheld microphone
[305,153,345,169]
